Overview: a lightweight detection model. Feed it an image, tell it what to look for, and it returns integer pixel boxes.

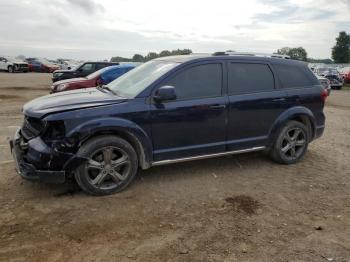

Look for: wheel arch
[268,106,316,147]
[66,118,153,169]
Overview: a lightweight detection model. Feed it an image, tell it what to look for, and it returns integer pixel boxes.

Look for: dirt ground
[0,72,349,262]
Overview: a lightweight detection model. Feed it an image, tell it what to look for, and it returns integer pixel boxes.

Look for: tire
[270,120,309,164]
[75,135,138,196]
[8,66,13,73]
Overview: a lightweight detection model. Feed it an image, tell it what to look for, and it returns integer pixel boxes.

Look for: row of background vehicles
[310,64,350,92]
[0,56,84,73]
[0,56,139,93]
[1,55,349,95]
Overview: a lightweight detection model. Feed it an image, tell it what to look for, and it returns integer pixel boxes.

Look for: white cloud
[0,0,349,59]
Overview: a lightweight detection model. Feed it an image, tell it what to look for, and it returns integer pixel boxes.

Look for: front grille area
[21,116,45,140]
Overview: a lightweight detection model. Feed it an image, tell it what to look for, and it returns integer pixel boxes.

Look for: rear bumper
[9,129,85,184]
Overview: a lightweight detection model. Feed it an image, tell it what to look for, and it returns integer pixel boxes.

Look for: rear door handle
[209,104,226,109]
[272,98,286,102]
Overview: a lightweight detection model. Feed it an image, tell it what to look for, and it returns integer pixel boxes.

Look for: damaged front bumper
[9,129,85,184]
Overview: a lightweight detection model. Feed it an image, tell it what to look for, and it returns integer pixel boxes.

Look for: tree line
[110,49,192,63]
[276,31,350,63]
[110,31,350,64]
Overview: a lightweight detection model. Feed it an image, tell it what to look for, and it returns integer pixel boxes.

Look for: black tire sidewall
[75,136,138,196]
[272,120,309,164]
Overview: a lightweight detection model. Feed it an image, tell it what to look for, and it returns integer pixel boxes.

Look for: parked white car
[0,56,29,73]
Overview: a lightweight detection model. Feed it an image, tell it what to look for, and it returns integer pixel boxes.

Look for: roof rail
[212,51,291,59]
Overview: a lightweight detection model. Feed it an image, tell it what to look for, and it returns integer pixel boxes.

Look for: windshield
[107,60,179,98]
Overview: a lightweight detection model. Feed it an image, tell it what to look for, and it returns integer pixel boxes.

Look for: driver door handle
[272,98,286,102]
[210,104,226,109]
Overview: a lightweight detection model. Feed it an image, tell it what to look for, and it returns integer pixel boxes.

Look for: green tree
[332,31,350,63]
[170,49,192,55]
[144,52,159,61]
[132,54,144,62]
[277,47,308,61]
[110,56,132,62]
[159,50,172,57]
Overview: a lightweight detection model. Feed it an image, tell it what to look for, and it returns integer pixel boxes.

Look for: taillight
[321,89,328,102]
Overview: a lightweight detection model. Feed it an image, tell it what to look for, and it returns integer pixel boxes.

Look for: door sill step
[152,146,266,166]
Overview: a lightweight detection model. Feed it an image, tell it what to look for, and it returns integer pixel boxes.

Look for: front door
[150,62,228,161]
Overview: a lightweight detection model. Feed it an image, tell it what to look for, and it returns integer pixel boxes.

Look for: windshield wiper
[97,85,118,95]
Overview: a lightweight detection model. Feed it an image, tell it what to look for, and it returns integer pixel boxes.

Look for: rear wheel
[75,136,138,196]
[270,120,309,164]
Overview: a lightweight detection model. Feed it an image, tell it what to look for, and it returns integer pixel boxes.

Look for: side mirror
[154,86,176,103]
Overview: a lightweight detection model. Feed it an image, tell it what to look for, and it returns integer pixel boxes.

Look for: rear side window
[275,64,312,88]
[95,63,108,70]
[165,63,222,100]
[228,63,274,95]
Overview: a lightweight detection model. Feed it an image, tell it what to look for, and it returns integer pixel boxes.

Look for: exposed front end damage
[9,126,86,184]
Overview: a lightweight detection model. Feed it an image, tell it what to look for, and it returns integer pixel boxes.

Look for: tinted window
[228,63,274,95]
[95,63,107,70]
[165,63,222,100]
[275,64,312,88]
[80,63,93,72]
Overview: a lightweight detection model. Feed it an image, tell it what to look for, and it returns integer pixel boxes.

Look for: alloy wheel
[85,146,131,190]
[280,127,307,161]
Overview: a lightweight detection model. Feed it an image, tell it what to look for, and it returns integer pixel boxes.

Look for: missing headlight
[42,120,66,140]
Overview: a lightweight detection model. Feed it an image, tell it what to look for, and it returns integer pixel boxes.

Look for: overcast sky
[0,0,349,60]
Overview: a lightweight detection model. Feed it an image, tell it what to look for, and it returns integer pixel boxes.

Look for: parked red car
[50,64,135,93]
[340,67,350,83]
[26,58,60,73]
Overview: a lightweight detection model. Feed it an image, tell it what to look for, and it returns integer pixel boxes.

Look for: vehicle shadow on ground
[3,148,326,198]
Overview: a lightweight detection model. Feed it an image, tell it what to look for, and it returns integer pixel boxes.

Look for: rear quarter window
[275,64,313,88]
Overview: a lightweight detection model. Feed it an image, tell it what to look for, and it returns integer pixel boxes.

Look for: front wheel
[8,66,14,73]
[270,120,309,164]
[75,136,138,196]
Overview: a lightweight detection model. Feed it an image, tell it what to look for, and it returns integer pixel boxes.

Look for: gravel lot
[0,73,349,262]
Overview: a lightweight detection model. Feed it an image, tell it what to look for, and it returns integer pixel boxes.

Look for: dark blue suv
[10,53,327,195]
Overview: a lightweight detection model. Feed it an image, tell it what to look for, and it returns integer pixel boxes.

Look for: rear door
[150,62,228,161]
[227,61,288,150]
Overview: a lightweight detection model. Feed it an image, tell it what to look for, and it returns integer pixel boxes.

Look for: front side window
[164,63,222,100]
[228,63,275,95]
[275,64,312,88]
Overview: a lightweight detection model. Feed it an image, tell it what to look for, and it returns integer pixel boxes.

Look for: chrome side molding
[152,146,266,166]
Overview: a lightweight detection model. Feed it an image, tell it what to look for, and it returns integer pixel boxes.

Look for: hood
[23,88,127,118]
[13,61,28,65]
[53,77,87,86]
